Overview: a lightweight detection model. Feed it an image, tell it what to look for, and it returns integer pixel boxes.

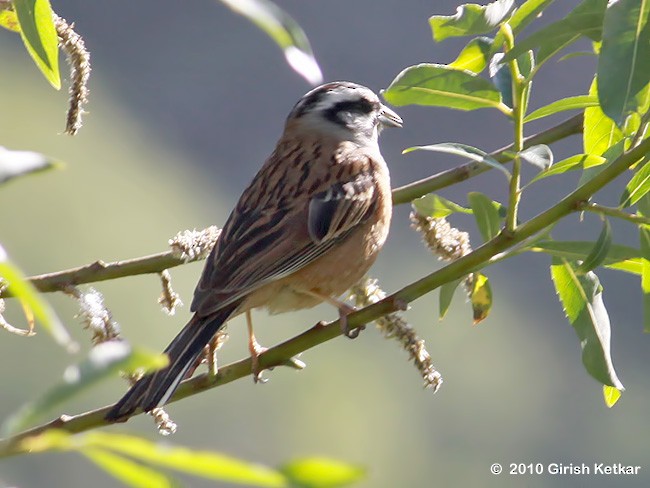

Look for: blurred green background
[1,1,649,487]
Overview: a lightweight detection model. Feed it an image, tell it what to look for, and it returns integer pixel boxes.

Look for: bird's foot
[249,337,269,384]
[339,303,364,339]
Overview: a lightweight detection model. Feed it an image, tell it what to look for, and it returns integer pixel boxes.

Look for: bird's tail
[105,304,238,421]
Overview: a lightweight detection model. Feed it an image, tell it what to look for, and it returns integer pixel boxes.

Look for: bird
[105,81,402,421]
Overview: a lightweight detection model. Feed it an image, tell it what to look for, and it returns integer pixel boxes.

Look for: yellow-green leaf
[280,457,366,488]
[550,259,624,389]
[412,194,471,218]
[13,0,61,89]
[0,244,74,350]
[83,448,177,488]
[0,9,20,32]
[583,77,623,156]
[448,37,492,73]
[603,384,622,408]
[470,273,492,324]
[87,432,286,487]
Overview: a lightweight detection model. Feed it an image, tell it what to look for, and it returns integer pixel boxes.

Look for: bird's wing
[191,161,378,316]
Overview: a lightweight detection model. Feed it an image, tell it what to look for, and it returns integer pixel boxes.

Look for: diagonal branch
[2,133,648,457]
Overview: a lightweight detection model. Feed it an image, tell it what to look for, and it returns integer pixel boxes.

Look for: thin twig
[391,113,584,205]
[581,202,650,226]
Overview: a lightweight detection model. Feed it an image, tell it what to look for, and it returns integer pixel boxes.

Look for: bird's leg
[246,310,268,383]
[302,290,363,339]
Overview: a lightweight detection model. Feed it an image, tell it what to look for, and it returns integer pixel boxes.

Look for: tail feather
[105,304,238,421]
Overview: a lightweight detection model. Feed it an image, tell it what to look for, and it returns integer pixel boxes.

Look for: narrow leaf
[550,259,624,389]
[280,457,366,488]
[603,384,622,407]
[532,240,642,275]
[583,77,624,156]
[382,63,506,113]
[597,0,650,125]
[3,343,167,434]
[637,193,650,332]
[468,192,503,242]
[440,278,463,320]
[529,154,606,184]
[519,144,553,171]
[403,142,511,178]
[0,245,74,350]
[470,273,492,324]
[83,448,177,488]
[448,37,492,74]
[88,432,286,487]
[218,0,322,85]
[429,1,515,41]
[577,219,612,274]
[0,146,58,185]
[501,0,607,66]
[13,0,61,89]
[524,95,598,123]
[620,158,650,207]
[412,194,471,219]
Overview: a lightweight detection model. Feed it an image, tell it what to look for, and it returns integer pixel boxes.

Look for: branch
[2,132,648,456]
[581,202,650,226]
[392,113,584,205]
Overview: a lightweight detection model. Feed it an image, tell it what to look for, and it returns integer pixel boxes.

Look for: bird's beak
[378,104,403,128]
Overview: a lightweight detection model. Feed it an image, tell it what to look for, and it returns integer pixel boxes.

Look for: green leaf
[0,244,74,350]
[583,77,624,156]
[0,145,58,185]
[519,144,553,171]
[470,273,492,324]
[576,219,612,274]
[218,0,322,85]
[3,343,167,434]
[620,158,650,207]
[490,0,556,57]
[550,259,624,389]
[531,240,643,275]
[0,9,20,32]
[280,457,366,488]
[412,194,471,218]
[83,448,177,488]
[403,142,511,178]
[524,95,599,123]
[448,37,493,74]
[13,0,61,89]
[597,0,650,126]
[439,278,463,320]
[638,193,650,332]
[529,154,607,183]
[501,0,607,67]
[382,64,507,113]
[88,432,287,487]
[429,1,515,42]
[603,384,622,407]
[468,192,503,242]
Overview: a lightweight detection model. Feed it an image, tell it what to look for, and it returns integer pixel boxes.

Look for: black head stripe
[323,98,376,127]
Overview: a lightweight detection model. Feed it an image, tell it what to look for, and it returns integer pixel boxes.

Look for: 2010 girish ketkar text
[547,463,641,475]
